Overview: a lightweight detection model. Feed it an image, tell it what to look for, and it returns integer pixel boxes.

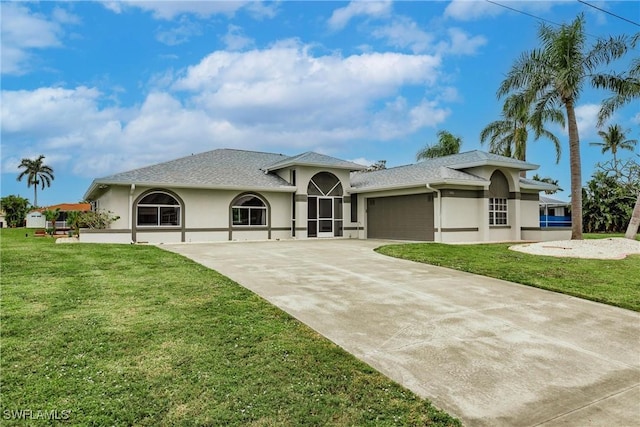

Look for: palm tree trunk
[625,192,640,240]
[565,100,583,240]
[34,186,38,208]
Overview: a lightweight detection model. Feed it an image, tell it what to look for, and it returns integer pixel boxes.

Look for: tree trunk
[625,192,640,240]
[565,100,583,240]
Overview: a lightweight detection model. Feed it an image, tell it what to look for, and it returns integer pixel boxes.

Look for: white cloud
[444,0,502,21]
[328,1,392,30]
[444,0,560,21]
[0,3,70,74]
[1,43,452,177]
[632,112,640,125]
[437,28,487,55]
[574,104,601,139]
[103,1,251,20]
[349,157,376,167]
[372,17,434,53]
[222,25,255,51]
[156,18,202,46]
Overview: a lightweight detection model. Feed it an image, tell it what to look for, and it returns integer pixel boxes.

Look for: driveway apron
[163,240,640,426]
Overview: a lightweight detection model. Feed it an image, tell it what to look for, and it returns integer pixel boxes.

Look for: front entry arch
[307,172,343,238]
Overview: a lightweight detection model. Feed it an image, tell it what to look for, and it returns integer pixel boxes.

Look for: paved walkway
[163,239,640,426]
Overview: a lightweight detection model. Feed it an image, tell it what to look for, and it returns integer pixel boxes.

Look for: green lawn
[1,228,458,426]
[376,236,640,312]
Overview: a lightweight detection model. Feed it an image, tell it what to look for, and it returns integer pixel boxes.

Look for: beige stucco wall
[92,185,294,243]
[520,198,541,228]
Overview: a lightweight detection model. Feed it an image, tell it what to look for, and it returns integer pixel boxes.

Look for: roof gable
[264,151,367,172]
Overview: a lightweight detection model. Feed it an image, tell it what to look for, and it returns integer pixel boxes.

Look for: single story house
[26,203,92,229]
[81,148,570,244]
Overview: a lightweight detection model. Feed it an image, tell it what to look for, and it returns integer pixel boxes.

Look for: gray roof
[540,195,570,205]
[85,149,296,199]
[351,150,538,192]
[519,177,558,192]
[264,151,367,172]
[351,164,488,190]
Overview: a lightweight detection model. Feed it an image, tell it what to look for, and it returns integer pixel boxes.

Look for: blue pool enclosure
[539,196,571,228]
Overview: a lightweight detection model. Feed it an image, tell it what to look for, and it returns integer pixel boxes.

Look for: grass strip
[376,237,640,312]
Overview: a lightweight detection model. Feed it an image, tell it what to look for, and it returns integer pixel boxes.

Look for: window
[488,170,509,226]
[137,192,180,226]
[351,194,358,222]
[232,195,267,226]
[489,198,508,225]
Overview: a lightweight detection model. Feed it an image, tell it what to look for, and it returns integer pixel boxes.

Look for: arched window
[489,171,509,226]
[232,194,267,226]
[137,191,180,226]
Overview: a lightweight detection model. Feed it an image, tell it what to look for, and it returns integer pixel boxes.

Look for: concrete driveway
[163,239,640,426]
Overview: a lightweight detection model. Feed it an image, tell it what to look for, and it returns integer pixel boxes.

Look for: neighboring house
[27,203,92,229]
[539,196,572,228]
[0,210,7,228]
[26,211,46,228]
[81,148,570,244]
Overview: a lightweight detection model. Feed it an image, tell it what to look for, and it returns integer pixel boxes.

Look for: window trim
[136,191,181,227]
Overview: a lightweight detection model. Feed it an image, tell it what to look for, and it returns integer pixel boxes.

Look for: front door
[318,197,334,237]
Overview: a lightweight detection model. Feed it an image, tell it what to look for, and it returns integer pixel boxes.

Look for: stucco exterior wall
[520,198,540,228]
[92,185,294,243]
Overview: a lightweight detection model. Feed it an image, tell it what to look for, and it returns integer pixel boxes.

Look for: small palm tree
[498,14,633,240]
[16,155,55,207]
[589,124,637,173]
[416,130,462,160]
[480,93,564,175]
[43,208,60,235]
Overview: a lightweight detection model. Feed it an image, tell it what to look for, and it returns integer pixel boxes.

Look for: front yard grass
[376,237,640,312]
[1,229,459,426]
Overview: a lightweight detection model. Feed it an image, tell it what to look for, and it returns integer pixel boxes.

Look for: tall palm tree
[416,130,462,160]
[480,93,564,176]
[589,124,638,172]
[498,14,633,240]
[16,155,55,207]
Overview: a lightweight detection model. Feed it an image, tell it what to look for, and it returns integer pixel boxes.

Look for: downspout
[426,183,442,242]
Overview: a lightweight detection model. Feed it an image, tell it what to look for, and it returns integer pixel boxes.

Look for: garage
[366,193,434,241]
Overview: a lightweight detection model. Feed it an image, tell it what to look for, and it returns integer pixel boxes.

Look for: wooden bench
[34,229,47,237]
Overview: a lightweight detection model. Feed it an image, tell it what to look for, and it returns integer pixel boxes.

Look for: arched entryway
[307,172,343,238]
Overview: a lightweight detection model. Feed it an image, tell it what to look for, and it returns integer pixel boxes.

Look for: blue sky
[1,0,638,207]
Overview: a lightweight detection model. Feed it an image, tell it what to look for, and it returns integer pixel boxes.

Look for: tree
[532,174,562,194]
[366,160,387,171]
[592,33,640,240]
[416,130,462,160]
[625,194,640,240]
[498,14,633,240]
[16,155,55,207]
[594,33,640,126]
[66,211,81,237]
[43,208,61,235]
[589,124,637,174]
[480,92,564,175]
[0,195,30,228]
